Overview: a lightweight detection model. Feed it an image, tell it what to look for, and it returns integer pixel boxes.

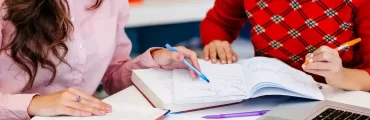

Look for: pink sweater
[0,0,180,119]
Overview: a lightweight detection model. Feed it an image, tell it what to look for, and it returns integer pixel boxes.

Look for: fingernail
[212,59,216,62]
[205,57,209,60]
[228,61,232,64]
[308,58,313,63]
[302,64,306,68]
[222,61,226,64]
[310,54,314,57]
[106,106,112,112]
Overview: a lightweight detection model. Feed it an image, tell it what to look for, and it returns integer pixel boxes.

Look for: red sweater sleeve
[200,0,248,46]
[354,0,370,74]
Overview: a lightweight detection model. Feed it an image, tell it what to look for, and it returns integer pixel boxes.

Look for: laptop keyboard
[312,108,369,120]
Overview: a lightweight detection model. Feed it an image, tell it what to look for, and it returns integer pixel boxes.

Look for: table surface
[125,0,215,28]
[103,84,370,120]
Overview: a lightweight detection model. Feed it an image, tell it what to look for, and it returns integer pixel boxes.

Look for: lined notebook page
[241,57,324,100]
[173,60,248,104]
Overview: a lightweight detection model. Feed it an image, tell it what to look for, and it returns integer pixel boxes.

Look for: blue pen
[165,44,210,83]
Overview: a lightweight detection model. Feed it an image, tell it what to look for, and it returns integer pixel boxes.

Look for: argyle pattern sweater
[200,0,370,83]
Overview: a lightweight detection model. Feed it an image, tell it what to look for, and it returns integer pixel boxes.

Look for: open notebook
[132,57,324,112]
[173,57,324,104]
[31,103,168,120]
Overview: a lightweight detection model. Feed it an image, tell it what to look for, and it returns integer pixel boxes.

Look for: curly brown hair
[1,0,103,91]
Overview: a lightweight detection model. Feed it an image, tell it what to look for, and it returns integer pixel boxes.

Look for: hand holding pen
[302,38,361,88]
[165,44,210,83]
[151,45,201,79]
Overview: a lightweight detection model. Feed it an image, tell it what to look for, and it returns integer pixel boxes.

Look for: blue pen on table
[202,110,270,119]
[165,44,210,83]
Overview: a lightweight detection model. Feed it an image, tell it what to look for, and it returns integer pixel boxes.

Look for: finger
[59,106,92,117]
[189,53,201,78]
[216,46,227,64]
[222,42,233,64]
[312,52,335,63]
[184,58,197,78]
[189,71,196,78]
[63,99,106,116]
[63,91,110,114]
[175,47,200,78]
[204,45,210,61]
[174,47,199,69]
[171,52,184,62]
[209,43,217,63]
[232,52,239,62]
[67,88,111,112]
[302,62,332,70]
[313,46,338,56]
[77,97,112,113]
[304,53,314,64]
[303,69,331,77]
[305,53,314,59]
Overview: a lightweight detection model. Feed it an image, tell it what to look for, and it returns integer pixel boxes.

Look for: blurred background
[96,0,254,99]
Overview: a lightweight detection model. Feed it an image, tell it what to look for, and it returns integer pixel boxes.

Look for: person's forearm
[340,68,370,91]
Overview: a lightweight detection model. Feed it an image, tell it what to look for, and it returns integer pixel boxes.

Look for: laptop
[257,98,370,120]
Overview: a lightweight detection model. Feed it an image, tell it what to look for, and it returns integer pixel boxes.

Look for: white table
[103,84,370,120]
[126,0,215,28]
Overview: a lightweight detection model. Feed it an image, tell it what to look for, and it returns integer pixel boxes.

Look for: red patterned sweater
[200,0,370,83]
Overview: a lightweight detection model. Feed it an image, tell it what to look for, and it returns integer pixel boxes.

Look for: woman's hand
[203,40,238,64]
[302,46,345,88]
[151,46,199,78]
[27,88,112,117]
